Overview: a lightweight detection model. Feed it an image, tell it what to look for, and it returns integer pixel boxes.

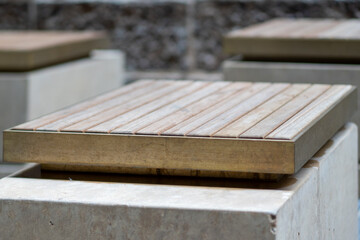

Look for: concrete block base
[0,123,357,240]
[0,163,26,178]
[0,50,125,161]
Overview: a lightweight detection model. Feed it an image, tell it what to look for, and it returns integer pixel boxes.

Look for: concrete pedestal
[0,163,25,178]
[0,123,357,240]
[0,50,125,161]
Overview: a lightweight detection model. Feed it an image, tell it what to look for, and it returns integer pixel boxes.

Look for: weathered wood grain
[214,84,310,138]
[0,31,109,71]
[4,80,357,176]
[240,84,330,139]
[4,130,295,174]
[42,80,189,132]
[112,82,230,134]
[187,83,290,137]
[87,81,208,133]
[267,85,353,140]
[163,83,270,136]
[13,80,155,131]
[136,82,252,135]
[224,19,360,60]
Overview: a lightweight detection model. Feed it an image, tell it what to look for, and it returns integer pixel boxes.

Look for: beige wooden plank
[134,82,252,135]
[61,81,189,132]
[340,22,360,38]
[13,80,155,131]
[286,20,338,38]
[0,31,106,51]
[246,20,294,37]
[87,81,208,133]
[293,87,357,172]
[5,81,357,176]
[317,20,360,38]
[3,130,295,174]
[270,19,315,38]
[267,85,354,140]
[224,19,360,59]
[240,84,331,139]
[162,83,270,136]
[214,84,311,138]
[228,19,286,37]
[187,83,290,137]
[0,31,109,71]
[40,80,187,132]
[112,82,231,134]
[233,19,310,38]
[301,20,343,37]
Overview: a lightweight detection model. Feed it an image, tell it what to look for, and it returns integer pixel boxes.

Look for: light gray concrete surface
[0,163,26,178]
[0,50,125,161]
[0,123,357,240]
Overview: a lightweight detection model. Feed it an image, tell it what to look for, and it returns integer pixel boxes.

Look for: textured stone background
[0,1,359,71]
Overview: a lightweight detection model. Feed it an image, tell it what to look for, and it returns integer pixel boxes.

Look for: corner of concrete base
[276,123,358,240]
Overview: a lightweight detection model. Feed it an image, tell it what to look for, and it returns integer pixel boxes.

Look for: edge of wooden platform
[293,86,357,172]
[3,84,356,176]
[0,34,109,71]
[3,130,295,174]
[223,37,360,60]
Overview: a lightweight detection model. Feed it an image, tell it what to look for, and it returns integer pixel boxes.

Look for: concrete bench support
[0,123,357,239]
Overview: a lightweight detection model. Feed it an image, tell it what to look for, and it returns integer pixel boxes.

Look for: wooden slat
[0,32,101,50]
[230,19,287,37]
[3,130,295,174]
[111,82,231,134]
[240,84,331,139]
[287,20,338,38]
[162,83,270,136]
[37,80,185,131]
[13,80,155,131]
[265,19,313,37]
[267,85,353,140]
[224,18,360,60]
[302,20,342,38]
[317,20,360,38]
[187,83,290,137]
[0,31,109,71]
[4,80,357,177]
[60,81,188,132]
[214,84,311,138]
[87,81,208,133]
[134,82,252,135]
[337,22,360,38]
[293,87,357,172]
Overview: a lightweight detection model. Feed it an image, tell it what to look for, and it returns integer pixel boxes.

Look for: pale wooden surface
[0,31,109,71]
[224,18,360,60]
[4,80,357,176]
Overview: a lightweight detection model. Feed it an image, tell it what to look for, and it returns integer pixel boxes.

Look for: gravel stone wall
[37,3,187,70]
[0,3,28,30]
[0,1,359,71]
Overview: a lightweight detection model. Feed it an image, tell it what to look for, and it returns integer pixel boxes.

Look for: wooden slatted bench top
[224,18,360,61]
[4,80,356,177]
[0,31,109,71]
